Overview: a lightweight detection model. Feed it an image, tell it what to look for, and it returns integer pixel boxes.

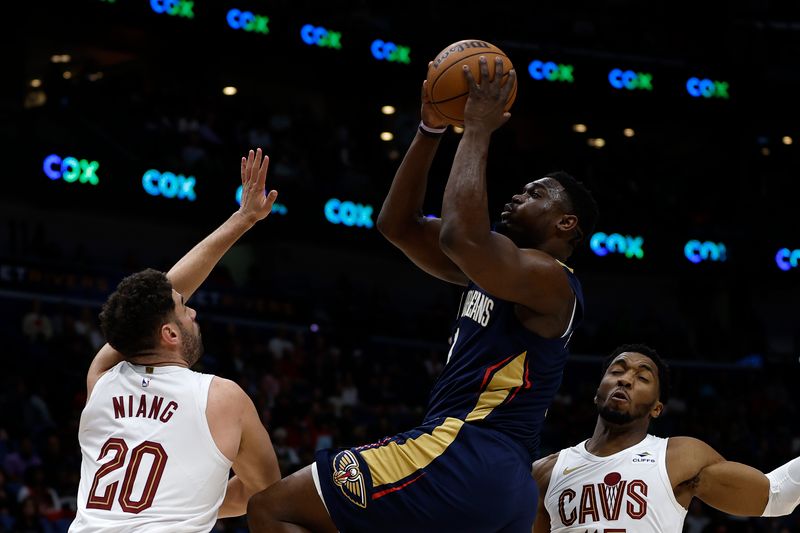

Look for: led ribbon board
[684,240,727,263]
[324,199,373,228]
[686,78,729,99]
[608,68,653,91]
[227,9,269,34]
[370,40,410,64]
[775,248,800,271]
[301,24,341,49]
[590,232,644,259]
[43,154,100,185]
[528,60,574,82]
[143,169,196,201]
[150,0,194,18]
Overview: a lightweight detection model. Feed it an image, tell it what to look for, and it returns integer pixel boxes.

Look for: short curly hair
[99,268,175,357]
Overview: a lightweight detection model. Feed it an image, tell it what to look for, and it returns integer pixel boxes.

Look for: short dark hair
[601,343,671,404]
[99,268,175,357]
[545,171,599,247]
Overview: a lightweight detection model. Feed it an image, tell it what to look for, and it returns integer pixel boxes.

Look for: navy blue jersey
[314,264,583,532]
[424,263,584,461]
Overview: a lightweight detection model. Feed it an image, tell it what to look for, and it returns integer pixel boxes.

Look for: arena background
[3,0,799,531]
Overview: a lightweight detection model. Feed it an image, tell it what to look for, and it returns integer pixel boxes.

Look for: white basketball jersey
[544,434,686,533]
[71,362,232,532]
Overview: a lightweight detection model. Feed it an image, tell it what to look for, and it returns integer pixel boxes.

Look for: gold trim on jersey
[361,351,527,487]
[555,259,574,274]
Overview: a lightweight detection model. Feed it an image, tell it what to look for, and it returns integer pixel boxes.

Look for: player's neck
[127,351,190,368]
[535,240,571,263]
[585,419,649,457]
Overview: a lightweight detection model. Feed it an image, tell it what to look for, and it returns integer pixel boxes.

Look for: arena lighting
[623,128,635,137]
[590,232,644,259]
[684,240,727,264]
[30,79,42,88]
[608,68,653,91]
[381,105,396,115]
[63,71,73,80]
[235,186,287,215]
[222,86,237,96]
[150,0,194,19]
[142,169,196,201]
[587,138,606,148]
[775,248,800,271]
[380,132,394,141]
[782,136,793,145]
[572,124,587,133]
[370,40,411,64]
[226,9,269,33]
[43,154,99,185]
[453,126,464,134]
[324,199,374,228]
[686,77,730,99]
[527,60,574,82]
[300,24,342,49]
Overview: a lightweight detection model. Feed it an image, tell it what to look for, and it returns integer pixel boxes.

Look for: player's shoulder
[666,436,710,454]
[532,451,561,486]
[208,376,252,412]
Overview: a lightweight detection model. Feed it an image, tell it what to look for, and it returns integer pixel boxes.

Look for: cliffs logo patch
[632,451,656,464]
[332,450,367,508]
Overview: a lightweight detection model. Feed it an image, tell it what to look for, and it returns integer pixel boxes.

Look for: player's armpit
[439,231,573,317]
[380,216,468,285]
[86,343,124,398]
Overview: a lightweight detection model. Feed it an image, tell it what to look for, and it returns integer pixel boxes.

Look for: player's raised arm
[439,57,577,331]
[87,149,278,394]
[669,436,800,517]
[377,77,468,286]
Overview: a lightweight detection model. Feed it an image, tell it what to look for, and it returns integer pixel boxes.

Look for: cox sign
[590,232,644,259]
[608,69,653,91]
[776,248,800,272]
[226,9,270,34]
[150,0,194,18]
[528,60,574,82]
[370,40,410,64]
[43,154,99,185]
[143,170,196,201]
[684,240,727,264]
[301,24,341,49]
[686,78,729,99]
[324,199,373,228]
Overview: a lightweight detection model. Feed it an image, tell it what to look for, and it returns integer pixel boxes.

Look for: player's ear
[558,214,578,232]
[650,400,664,419]
[160,323,180,347]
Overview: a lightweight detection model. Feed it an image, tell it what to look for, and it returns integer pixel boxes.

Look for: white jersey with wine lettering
[544,434,686,533]
[70,362,232,532]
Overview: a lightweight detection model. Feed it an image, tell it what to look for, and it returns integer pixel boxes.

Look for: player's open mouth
[610,390,630,401]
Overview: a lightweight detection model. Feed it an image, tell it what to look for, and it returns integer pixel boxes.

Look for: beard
[177,322,204,366]
[598,404,635,425]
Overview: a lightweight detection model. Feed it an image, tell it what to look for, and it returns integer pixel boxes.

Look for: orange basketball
[426,39,517,126]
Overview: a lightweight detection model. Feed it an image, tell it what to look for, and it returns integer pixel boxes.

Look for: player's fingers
[257,154,270,188]
[501,70,517,102]
[245,149,255,184]
[463,65,477,91]
[241,156,246,185]
[250,148,262,184]
[479,56,490,86]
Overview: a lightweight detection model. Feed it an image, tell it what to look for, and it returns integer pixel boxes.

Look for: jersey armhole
[660,437,690,513]
[543,451,565,504]
[560,295,578,339]
[197,375,234,469]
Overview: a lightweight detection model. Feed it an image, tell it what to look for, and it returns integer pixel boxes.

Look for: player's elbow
[439,225,478,259]
[246,490,273,532]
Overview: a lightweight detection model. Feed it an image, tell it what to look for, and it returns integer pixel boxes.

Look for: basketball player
[532,343,800,532]
[70,149,281,532]
[246,58,597,532]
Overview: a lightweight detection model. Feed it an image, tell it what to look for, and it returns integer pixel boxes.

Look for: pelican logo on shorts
[332,450,367,508]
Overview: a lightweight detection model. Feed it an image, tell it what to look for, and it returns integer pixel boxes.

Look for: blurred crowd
[0,291,798,532]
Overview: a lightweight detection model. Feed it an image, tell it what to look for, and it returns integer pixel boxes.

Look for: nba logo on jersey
[142,377,151,388]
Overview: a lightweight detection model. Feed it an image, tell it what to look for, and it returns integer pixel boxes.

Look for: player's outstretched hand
[239,148,278,224]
